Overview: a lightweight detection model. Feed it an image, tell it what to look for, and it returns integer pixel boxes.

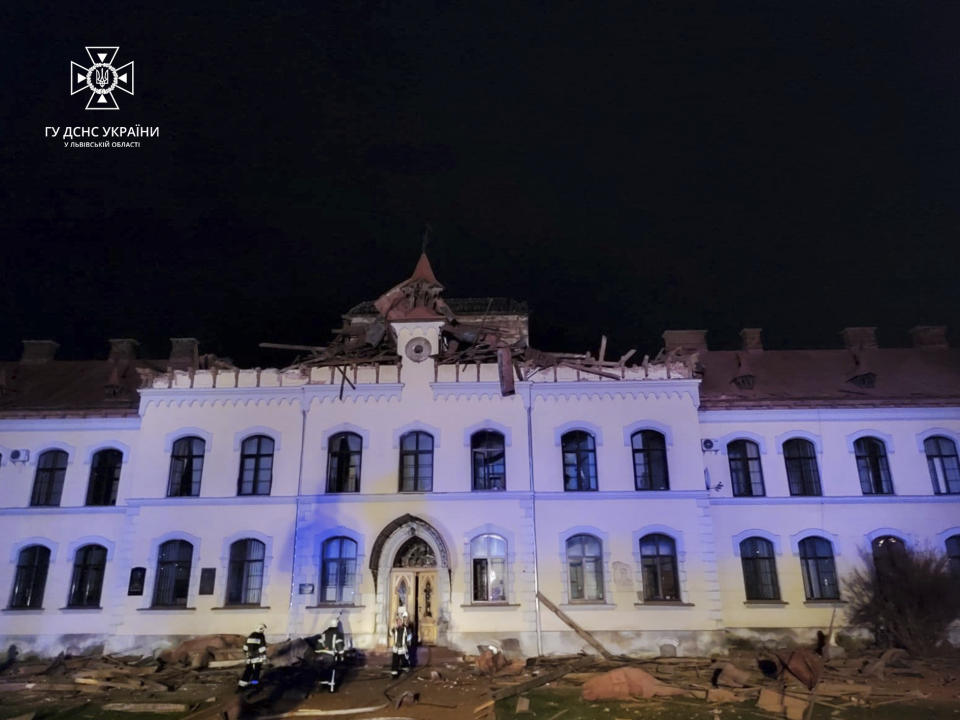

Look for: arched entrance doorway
[370,514,450,647]
[390,537,438,644]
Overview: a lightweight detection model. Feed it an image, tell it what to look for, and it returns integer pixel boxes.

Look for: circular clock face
[405,337,432,362]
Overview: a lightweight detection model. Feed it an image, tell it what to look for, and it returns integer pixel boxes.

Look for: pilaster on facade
[695,498,724,627]
[107,505,142,646]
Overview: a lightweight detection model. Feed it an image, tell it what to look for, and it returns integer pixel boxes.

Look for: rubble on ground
[0,633,957,719]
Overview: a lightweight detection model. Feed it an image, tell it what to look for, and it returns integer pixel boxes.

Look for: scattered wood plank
[536,592,615,660]
[491,656,594,701]
[0,681,95,692]
[101,703,188,713]
[207,659,245,669]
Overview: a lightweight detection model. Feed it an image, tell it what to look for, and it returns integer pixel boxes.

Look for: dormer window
[847,372,876,389]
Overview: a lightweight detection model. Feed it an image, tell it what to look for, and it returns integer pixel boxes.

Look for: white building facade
[1,260,958,657]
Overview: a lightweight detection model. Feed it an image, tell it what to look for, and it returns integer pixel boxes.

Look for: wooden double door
[389,568,438,646]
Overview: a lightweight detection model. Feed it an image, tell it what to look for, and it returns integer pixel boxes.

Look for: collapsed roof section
[262,252,670,396]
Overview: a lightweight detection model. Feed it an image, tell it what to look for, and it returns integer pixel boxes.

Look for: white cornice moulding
[432,380,700,405]
[0,417,141,432]
[138,383,404,413]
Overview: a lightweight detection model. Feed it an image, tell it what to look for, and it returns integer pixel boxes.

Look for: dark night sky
[2,2,959,366]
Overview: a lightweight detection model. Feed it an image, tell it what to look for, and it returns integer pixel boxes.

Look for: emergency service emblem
[70,46,134,110]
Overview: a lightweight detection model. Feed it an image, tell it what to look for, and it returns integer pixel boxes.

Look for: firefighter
[315,619,346,692]
[238,623,267,688]
[390,610,413,678]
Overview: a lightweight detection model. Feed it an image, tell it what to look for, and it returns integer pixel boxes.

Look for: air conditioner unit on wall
[701,439,718,452]
[9,449,30,463]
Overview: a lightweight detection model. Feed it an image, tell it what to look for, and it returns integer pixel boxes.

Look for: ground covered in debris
[1,637,959,720]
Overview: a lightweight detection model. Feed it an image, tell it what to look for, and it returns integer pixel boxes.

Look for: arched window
[946,535,960,575]
[798,536,839,600]
[226,539,265,606]
[925,436,960,495]
[68,544,107,607]
[728,440,765,496]
[566,534,604,601]
[86,449,122,506]
[320,537,357,604]
[854,437,893,495]
[399,431,433,492]
[168,437,205,497]
[740,537,780,600]
[871,534,906,571]
[327,432,362,493]
[471,431,506,491]
[562,431,597,491]
[631,430,668,490]
[783,439,821,496]
[31,450,68,506]
[639,533,679,601]
[153,540,193,607]
[9,545,50,609]
[471,534,507,602]
[238,435,274,496]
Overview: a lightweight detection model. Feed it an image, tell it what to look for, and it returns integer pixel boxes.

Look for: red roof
[698,348,960,409]
[0,359,164,417]
[409,252,440,286]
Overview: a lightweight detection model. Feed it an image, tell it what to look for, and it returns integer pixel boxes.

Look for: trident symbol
[95,67,110,87]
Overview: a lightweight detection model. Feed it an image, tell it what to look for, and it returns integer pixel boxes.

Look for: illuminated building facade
[1,257,958,656]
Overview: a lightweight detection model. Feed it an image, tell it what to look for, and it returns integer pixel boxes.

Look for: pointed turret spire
[373,245,451,321]
[409,251,440,286]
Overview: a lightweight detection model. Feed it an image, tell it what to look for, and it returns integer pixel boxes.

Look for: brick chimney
[169,337,199,371]
[21,340,59,363]
[108,338,139,362]
[662,329,708,353]
[739,328,764,352]
[841,327,878,350]
[909,325,948,350]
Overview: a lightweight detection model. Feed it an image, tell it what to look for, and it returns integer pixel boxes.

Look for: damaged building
[0,254,958,657]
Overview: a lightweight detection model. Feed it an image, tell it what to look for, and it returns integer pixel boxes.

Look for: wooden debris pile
[260,253,664,398]
[0,638,249,712]
[467,640,957,720]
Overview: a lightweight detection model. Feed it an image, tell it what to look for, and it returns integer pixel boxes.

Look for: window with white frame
[168,437,205,497]
[86,449,122,506]
[783,439,821,496]
[631,430,669,490]
[871,534,907,592]
[399,431,433,492]
[798,536,839,600]
[226,539,265,605]
[946,535,960,576]
[471,534,506,602]
[238,435,274,496]
[471,431,506,491]
[31,450,68,506]
[320,537,357,604]
[562,431,598,491]
[68,544,107,607]
[727,439,765,496]
[152,540,193,607]
[566,534,604,602]
[327,432,362,493]
[854,437,893,495]
[639,533,680,601]
[9,545,50,609]
[740,537,780,600]
[925,436,960,495]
